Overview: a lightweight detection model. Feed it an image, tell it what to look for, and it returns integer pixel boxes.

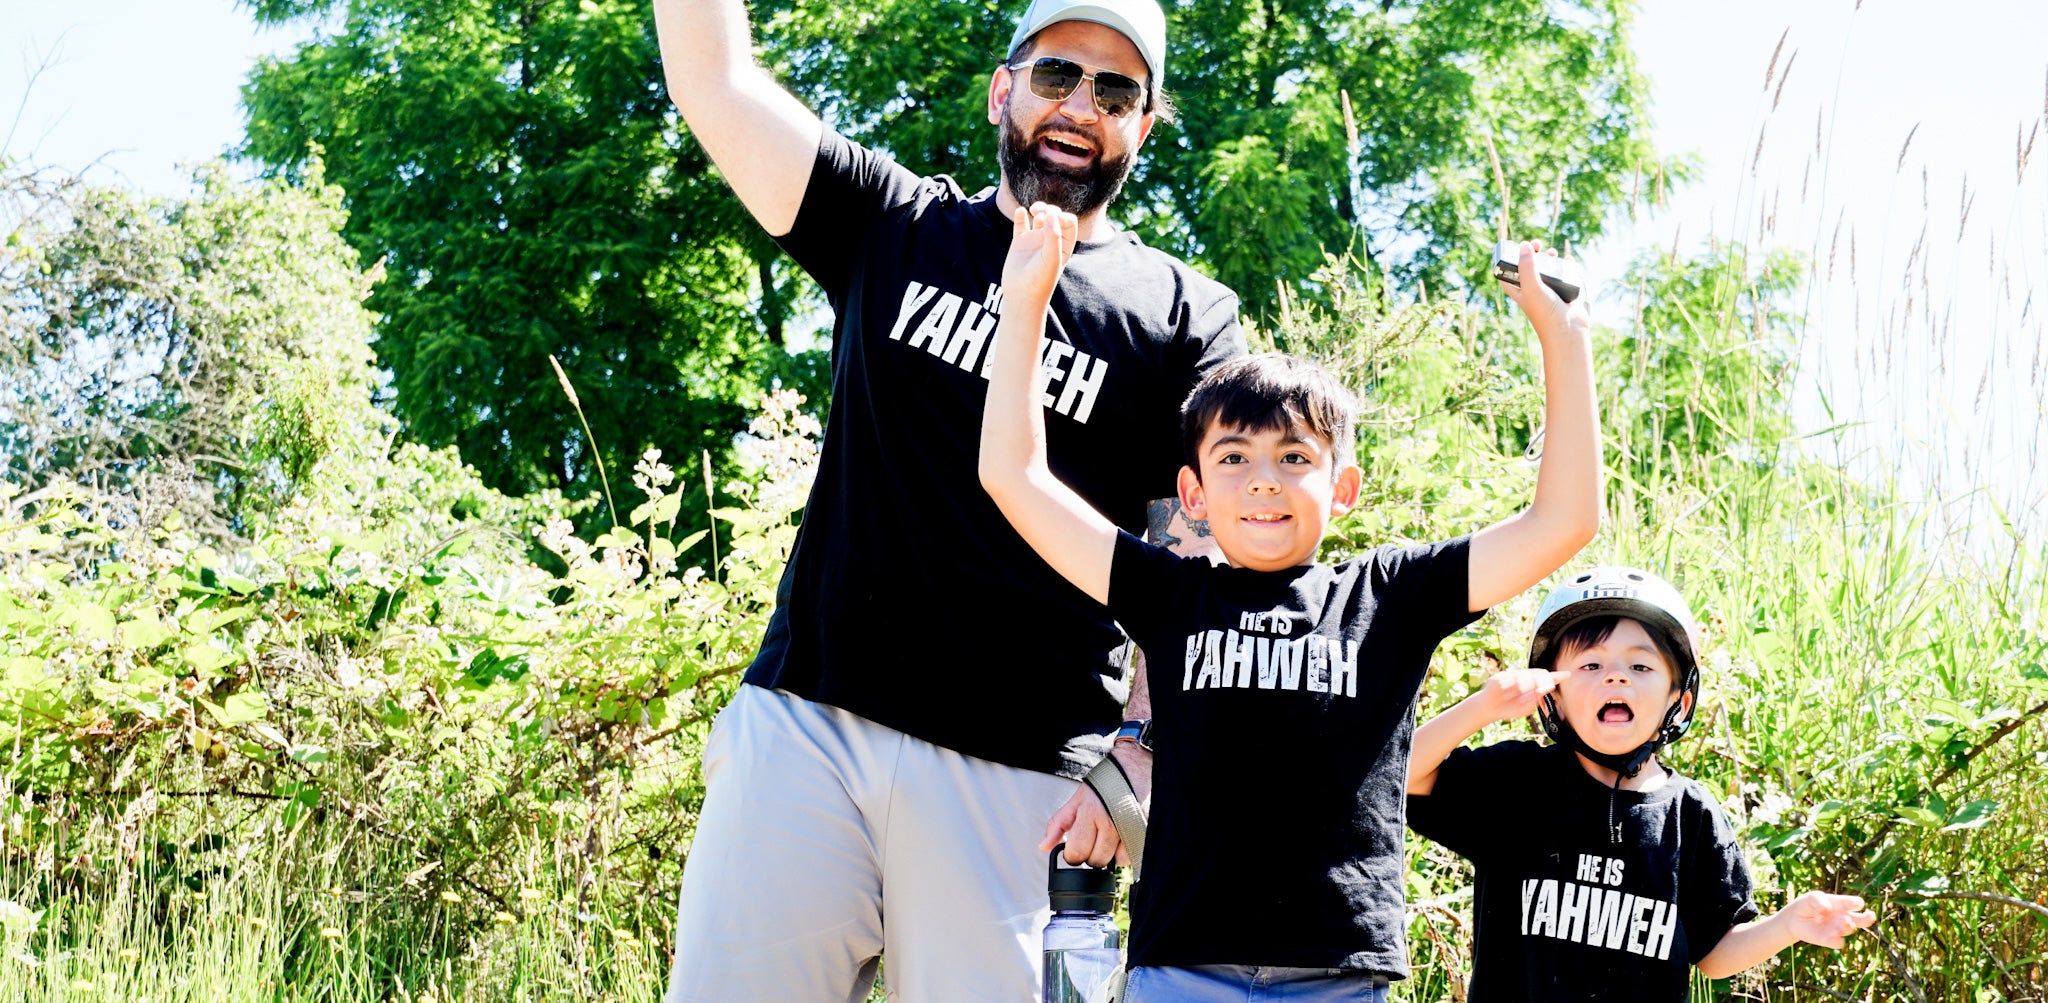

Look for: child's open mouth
[1597,699,1634,724]
[1241,513,1291,524]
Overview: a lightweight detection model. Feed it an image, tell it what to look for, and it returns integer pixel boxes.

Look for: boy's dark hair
[1535,615,1683,682]
[1180,353,1357,477]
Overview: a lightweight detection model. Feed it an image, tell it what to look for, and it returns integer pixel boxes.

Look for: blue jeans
[1123,965,1393,1002]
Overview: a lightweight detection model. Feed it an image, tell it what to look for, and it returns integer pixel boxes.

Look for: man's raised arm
[653,0,824,237]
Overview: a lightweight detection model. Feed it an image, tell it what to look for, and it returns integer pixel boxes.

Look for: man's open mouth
[1039,133,1095,163]
[1598,699,1635,724]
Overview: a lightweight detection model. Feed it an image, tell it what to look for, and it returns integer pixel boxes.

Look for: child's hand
[1781,891,1877,949]
[1003,201,1078,312]
[1500,239,1591,344]
[1470,668,1567,725]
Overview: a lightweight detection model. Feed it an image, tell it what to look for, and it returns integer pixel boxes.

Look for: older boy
[981,203,1600,999]
[1406,566,1876,1001]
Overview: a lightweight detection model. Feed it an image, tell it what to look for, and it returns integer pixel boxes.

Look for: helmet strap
[1542,695,1681,843]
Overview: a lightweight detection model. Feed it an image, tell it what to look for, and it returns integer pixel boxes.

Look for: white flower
[537,518,593,569]
[633,448,676,495]
[1751,791,1794,826]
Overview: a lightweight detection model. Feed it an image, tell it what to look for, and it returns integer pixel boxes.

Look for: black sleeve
[1373,535,1483,639]
[772,129,927,300]
[1406,740,1538,864]
[1679,787,1761,964]
[1187,294,1247,377]
[1106,529,1204,647]
[1136,288,1246,502]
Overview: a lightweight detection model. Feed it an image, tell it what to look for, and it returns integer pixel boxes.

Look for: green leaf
[1942,799,2000,831]
[120,619,173,651]
[570,564,615,587]
[593,527,639,550]
[1892,805,1944,828]
[649,536,676,564]
[462,649,531,688]
[650,492,682,526]
[183,606,252,638]
[4,657,54,691]
[200,690,269,727]
[182,642,234,674]
[1810,798,1859,822]
[223,687,268,720]
[62,603,118,642]
[1900,869,1951,894]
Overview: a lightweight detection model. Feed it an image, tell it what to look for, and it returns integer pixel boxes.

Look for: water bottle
[1042,847,1122,1003]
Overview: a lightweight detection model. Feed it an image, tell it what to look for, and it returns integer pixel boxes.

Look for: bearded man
[653,2,1244,999]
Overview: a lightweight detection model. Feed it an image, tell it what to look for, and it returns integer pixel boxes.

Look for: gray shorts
[664,685,1078,1003]
[1123,965,1393,1003]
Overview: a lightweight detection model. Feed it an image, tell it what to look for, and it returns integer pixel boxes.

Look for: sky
[4,0,2046,536]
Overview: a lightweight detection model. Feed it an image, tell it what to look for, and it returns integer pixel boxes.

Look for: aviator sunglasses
[1006,56,1148,118]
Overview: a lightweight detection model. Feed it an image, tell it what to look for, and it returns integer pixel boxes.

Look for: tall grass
[0,778,679,1002]
[6,13,2046,1003]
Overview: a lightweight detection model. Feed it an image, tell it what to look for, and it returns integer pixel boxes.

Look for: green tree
[238,0,1668,506]
[756,0,1679,319]
[0,162,387,537]
[239,0,819,506]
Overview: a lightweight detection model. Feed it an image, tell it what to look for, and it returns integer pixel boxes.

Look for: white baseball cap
[1007,0,1168,93]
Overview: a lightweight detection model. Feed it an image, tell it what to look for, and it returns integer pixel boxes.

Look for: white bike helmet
[1529,566,1703,777]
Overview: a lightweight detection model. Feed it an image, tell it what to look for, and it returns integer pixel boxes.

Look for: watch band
[1111,718,1153,753]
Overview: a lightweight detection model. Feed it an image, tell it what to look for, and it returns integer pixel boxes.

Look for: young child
[980,202,1601,1001]
[1406,566,1877,1000]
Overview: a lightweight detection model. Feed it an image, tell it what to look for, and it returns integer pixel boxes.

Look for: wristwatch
[1110,718,1154,753]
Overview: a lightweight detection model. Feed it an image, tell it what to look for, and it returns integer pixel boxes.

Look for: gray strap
[1082,753,1148,881]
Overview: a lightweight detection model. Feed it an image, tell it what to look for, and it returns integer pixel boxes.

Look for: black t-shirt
[750,130,1245,777]
[1406,741,1760,1002]
[1106,530,1480,975]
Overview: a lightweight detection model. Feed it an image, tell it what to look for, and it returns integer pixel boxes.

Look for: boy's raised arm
[1467,241,1603,612]
[979,204,1120,606]
[1407,669,1563,794]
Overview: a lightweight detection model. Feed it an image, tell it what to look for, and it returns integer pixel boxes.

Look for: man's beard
[998,105,1134,218]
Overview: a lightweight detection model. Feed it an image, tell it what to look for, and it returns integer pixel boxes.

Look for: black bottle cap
[1047,847,1117,914]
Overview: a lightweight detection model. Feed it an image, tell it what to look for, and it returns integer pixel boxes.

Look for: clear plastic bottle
[1042,849,1121,1003]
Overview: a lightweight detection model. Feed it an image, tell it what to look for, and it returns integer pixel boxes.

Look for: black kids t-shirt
[1406,741,1759,1002]
[1107,530,1479,976]
[750,130,1245,778]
